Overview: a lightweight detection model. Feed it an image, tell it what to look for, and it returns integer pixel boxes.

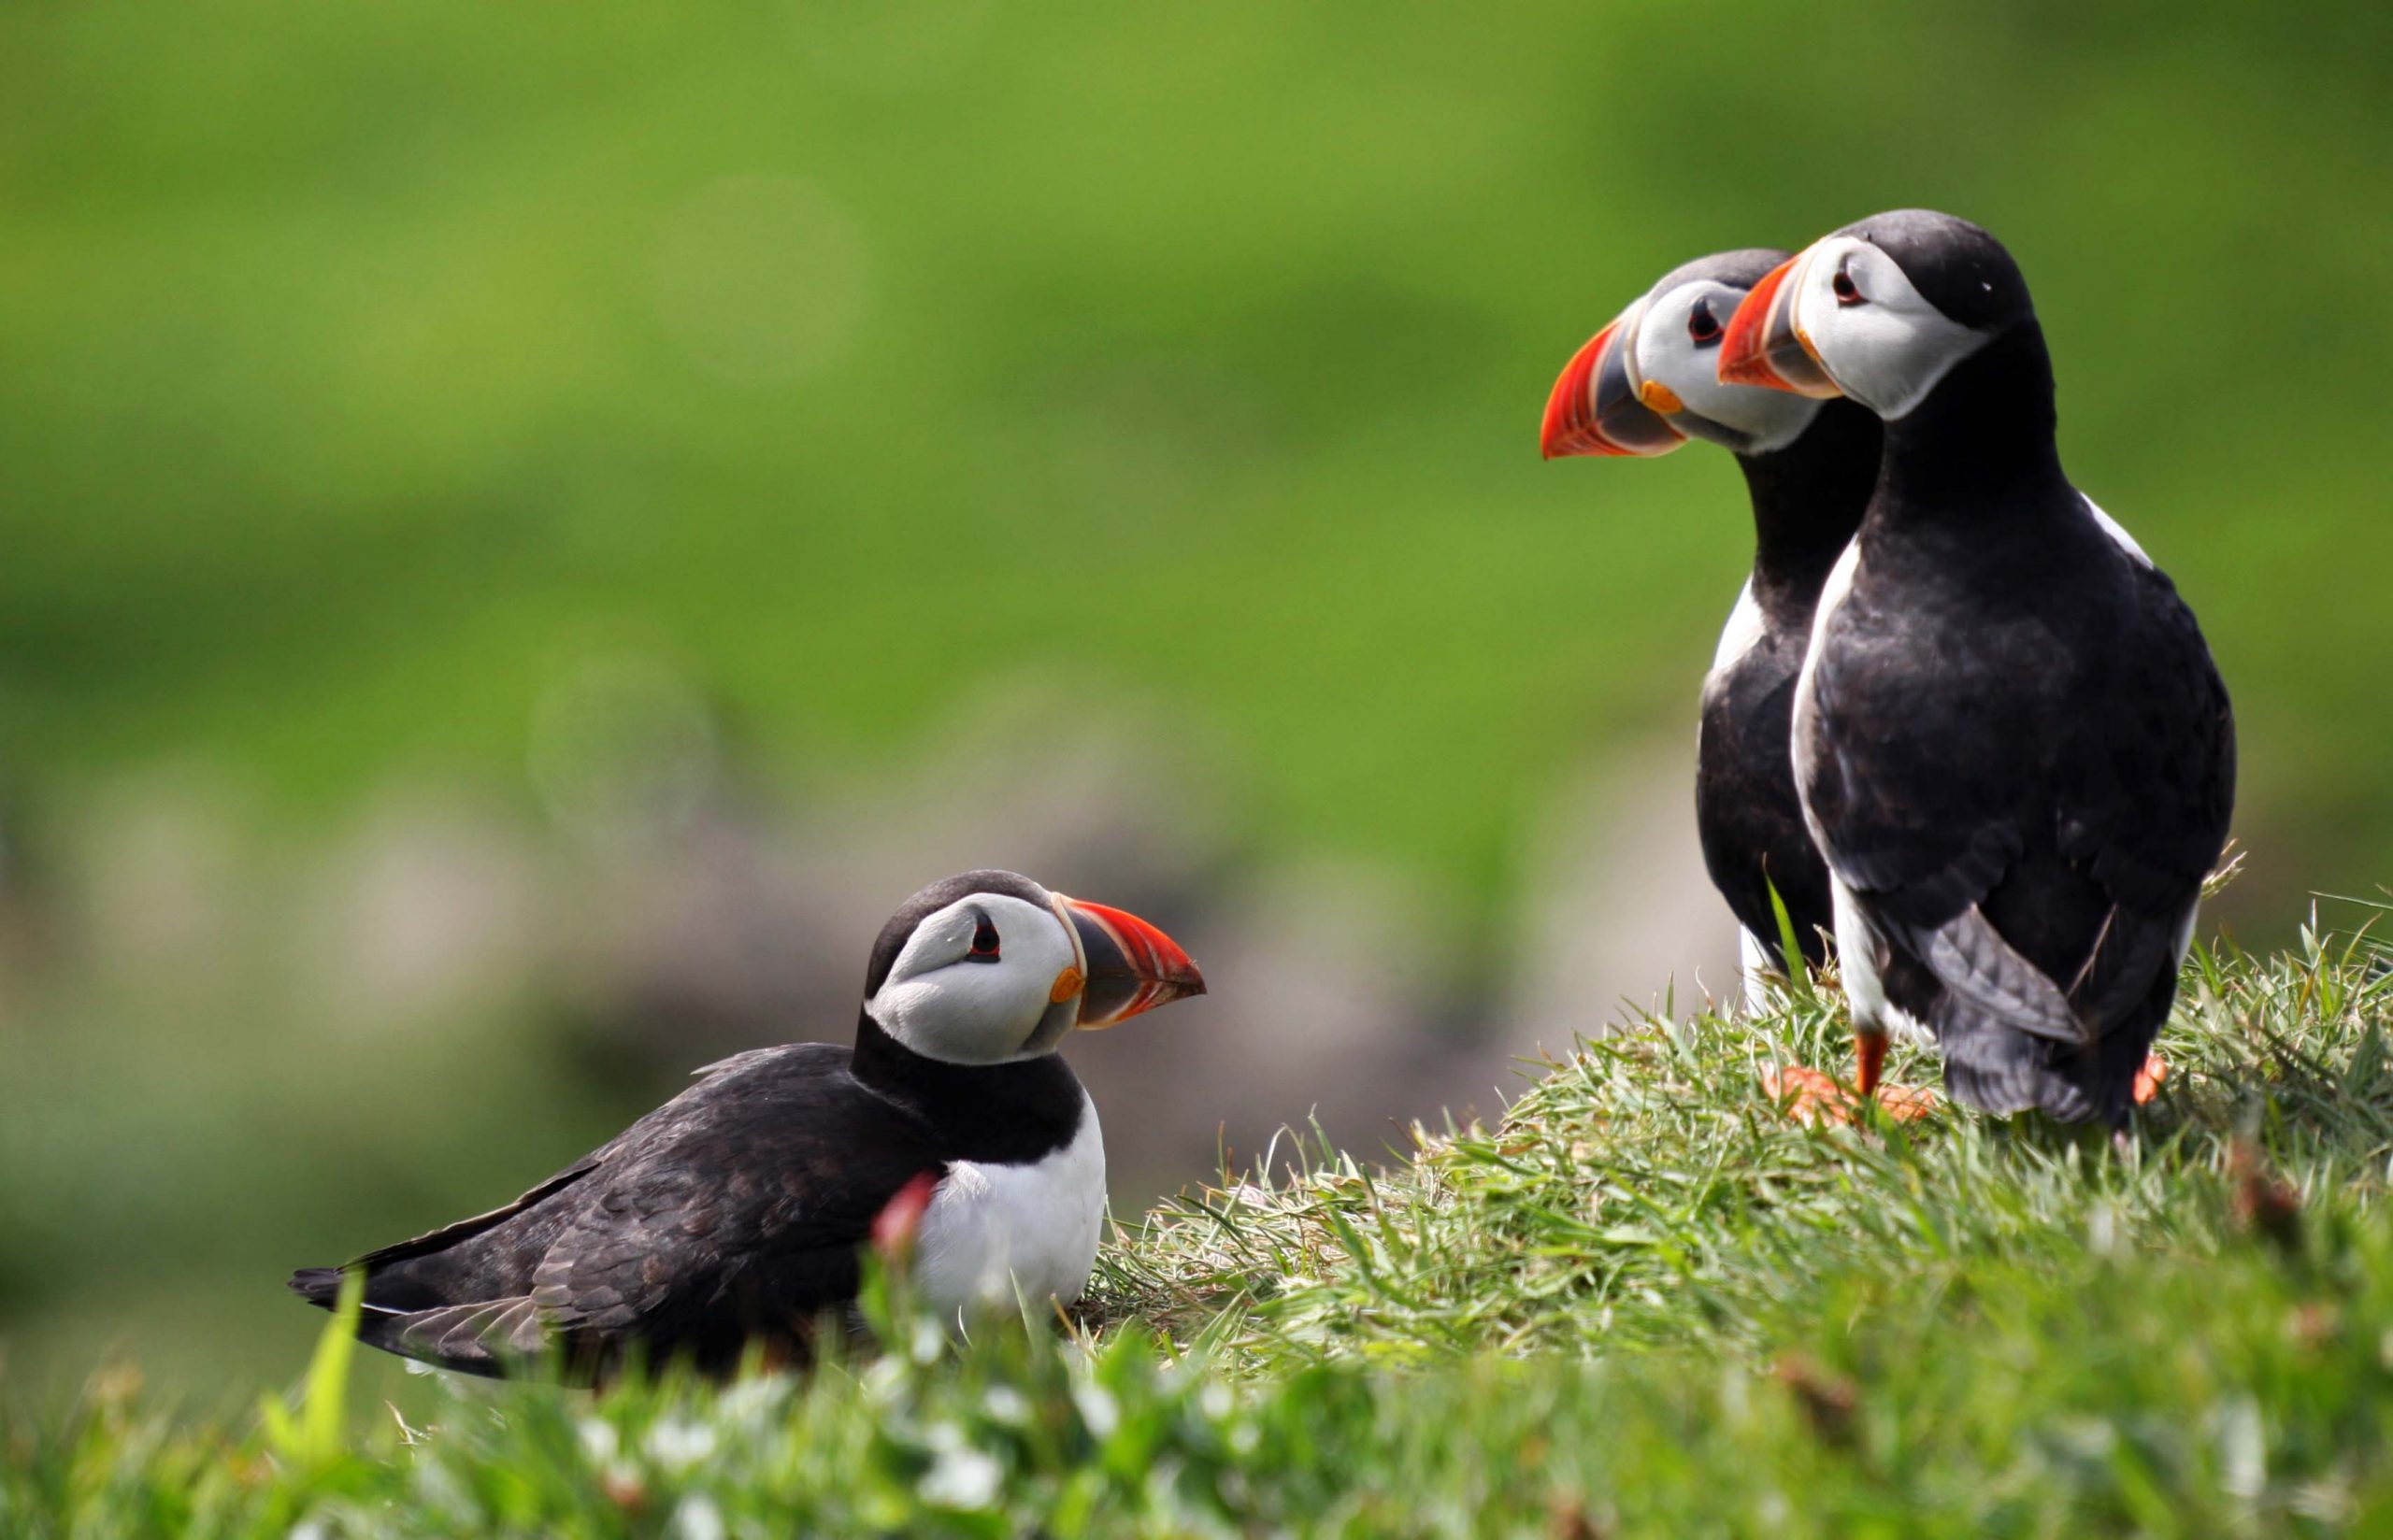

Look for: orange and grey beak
[1053,896,1205,1029]
[1717,252,1841,397]
[1540,307,1687,460]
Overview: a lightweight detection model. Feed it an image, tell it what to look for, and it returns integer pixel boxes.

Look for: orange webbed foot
[1763,1064,1940,1126]
[1873,1082,1941,1121]
[2132,1053,2168,1106]
[1763,1063,1851,1124]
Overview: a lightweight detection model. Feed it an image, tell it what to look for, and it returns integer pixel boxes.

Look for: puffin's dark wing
[287,1146,618,1376]
[1802,541,2233,1111]
[1697,627,1835,966]
[1798,559,2042,934]
[284,1058,778,1317]
[286,1152,610,1333]
[529,1050,947,1364]
[2054,563,2237,918]
[337,1047,940,1375]
[342,1158,604,1278]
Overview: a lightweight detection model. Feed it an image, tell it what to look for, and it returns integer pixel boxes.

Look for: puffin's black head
[1718,209,2034,419]
[862,869,1204,1064]
[1540,248,1836,461]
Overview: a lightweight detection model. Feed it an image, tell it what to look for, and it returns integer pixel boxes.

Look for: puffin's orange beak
[1540,312,1687,460]
[1718,252,1841,397]
[1054,896,1205,1028]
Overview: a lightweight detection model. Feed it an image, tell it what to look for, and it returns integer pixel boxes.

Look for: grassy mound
[7,921,2391,1535]
[1100,919,2393,1368]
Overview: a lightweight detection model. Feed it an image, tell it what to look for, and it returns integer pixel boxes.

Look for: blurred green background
[3,0,2386,1408]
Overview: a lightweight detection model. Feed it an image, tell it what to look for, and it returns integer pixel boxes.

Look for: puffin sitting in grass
[1541,249,1881,1005]
[290,869,1203,1376]
[1719,209,2233,1131]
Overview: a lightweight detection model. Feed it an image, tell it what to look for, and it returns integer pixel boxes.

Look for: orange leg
[1855,1032,1887,1098]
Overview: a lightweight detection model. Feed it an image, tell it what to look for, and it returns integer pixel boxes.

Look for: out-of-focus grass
[1,0,2387,910]
[7,926,2392,1534]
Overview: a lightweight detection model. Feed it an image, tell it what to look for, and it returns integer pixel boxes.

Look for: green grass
[7,919,2393,1535]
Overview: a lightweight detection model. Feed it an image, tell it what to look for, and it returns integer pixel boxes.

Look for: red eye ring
[1832,270,1863,306]
[968,915,1001,957]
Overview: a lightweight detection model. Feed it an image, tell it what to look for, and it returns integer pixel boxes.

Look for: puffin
[288,869,1204,1376]
[1540,250,1883,1001]
[1717,208,2234,1127]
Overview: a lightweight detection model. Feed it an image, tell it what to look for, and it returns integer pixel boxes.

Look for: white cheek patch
[1633,282,1821,455]
[873,894,1080,1065]
[882,905,977,992]
[875,965,1039,1062]
[1794,238,1988,421]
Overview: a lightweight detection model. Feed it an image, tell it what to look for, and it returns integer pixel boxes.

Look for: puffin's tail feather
[1935,984,2168,1129]
[1938,1035,2099,1124]
[288,1266,348,1309]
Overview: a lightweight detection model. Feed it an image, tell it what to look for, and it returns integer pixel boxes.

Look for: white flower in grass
[578,1419,620,1465]
[645,1418,718,1474]
[1073,1384,1120,1440]
[670,1494,727,1540]
[920,1423,1003,1510]
[920,1447,1003,1509]
[2217,1396,2266,1500]
[862,1356,908,1406]
[715,1376,788,1428]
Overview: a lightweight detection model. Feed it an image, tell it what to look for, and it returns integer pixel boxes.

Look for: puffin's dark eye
[967,914,1001,959]
[1832,269,1863,306]
[1686,296,1722,346]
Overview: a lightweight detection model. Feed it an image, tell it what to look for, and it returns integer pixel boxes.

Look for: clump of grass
[1090,921,2393,1371]
[7,920,2392,1535]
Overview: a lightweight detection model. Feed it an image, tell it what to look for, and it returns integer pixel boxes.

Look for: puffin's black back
[1809,510,2233,1122]
[289,1044,939,1376]
[289,865,1096,1378]
[1794,216,2235,1123]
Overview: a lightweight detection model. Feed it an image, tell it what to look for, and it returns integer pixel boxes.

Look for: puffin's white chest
[1709,578,1768,676]
[912,1093,1107,1315]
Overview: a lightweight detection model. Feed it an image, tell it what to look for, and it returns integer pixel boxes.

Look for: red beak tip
[1716,254,1800,392]
[1540,420,1639,460]
[1715,353,1775,390]
[1059,895,1204,1024]
[1539,323,1614,462]
[1714,317,1775,388]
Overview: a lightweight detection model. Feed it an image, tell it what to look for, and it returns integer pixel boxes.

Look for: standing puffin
[1540,250,1882,1000]
[288,869,1203,1376]
[1718,209,2234,1127]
